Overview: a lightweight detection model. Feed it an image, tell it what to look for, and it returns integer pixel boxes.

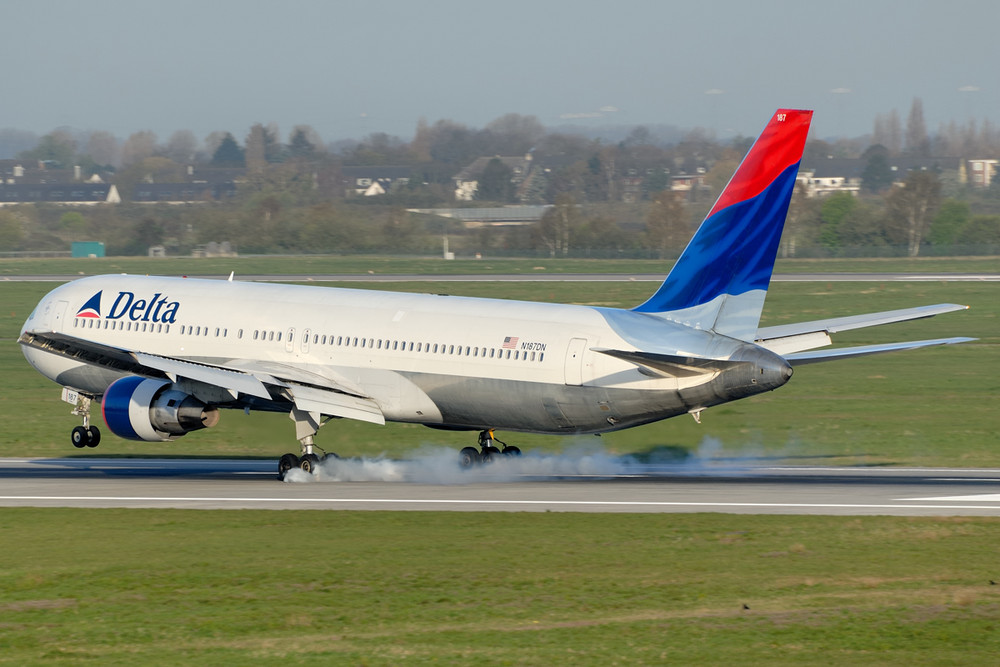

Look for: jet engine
[101,376,220,442]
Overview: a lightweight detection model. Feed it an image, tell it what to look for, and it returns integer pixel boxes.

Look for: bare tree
[537,194,580,257]
[886,109,902,155]
[163,130,197,164]
[245,124,267,174]
[85,131,118,167]
[484,113,545,154]
[905,98,929,156]
[885,170,942,257]
[645,190,688,259]
[120,131,158,167]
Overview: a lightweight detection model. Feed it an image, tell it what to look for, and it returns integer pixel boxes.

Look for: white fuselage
[21,275,788,435]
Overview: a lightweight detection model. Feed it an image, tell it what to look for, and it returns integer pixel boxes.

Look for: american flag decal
[502,336,519,349]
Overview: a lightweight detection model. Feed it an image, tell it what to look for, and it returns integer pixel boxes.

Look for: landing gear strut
[277,407,339,478]
[69,394,100,448]
[459,429,521,468]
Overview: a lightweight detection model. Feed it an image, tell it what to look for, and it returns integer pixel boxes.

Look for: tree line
[1,99,999,257]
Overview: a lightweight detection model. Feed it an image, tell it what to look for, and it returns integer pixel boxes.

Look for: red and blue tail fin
[633,109,812,341]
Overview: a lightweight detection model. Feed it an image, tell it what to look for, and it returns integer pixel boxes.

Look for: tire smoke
[281,437,772,484]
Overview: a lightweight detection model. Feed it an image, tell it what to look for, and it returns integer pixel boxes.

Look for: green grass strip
[1,509,999,665]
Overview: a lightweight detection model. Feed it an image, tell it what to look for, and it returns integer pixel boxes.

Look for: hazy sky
[5,0,998,144]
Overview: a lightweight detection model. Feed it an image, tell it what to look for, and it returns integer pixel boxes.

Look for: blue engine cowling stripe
[101,376,146,440]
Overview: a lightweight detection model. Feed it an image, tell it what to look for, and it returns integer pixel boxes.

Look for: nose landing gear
[68,393,100,448]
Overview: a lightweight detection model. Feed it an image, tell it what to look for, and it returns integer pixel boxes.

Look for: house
[796,158,863,197]
[340,166,412,197]
[797,156,963,197]
[453,155,533,201]
[0,159,118,205]
[131,166,243,203]
[0,183,121,206]
[132,182,236,204]
[967,159,998,188]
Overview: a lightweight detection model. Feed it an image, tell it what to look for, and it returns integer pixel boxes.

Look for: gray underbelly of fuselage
[401,372,699,435]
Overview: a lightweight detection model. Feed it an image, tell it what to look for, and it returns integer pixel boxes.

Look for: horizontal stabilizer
[757,304,969,347]
[593,347,747,378]
[783,337,976,366]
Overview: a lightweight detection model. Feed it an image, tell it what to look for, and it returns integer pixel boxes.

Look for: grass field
[2,509,999,665]
[1,277,996,465]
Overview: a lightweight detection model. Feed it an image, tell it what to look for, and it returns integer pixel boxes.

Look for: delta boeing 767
[19,110,973,475]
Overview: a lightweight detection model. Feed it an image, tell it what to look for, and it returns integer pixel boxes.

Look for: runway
[2,457,999,516]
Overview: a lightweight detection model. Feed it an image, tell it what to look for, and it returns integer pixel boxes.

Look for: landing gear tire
[278,453,300,476]
[481,446,502,463]
[502,446,521,457]
[300,453,321,473]
[459,447,480,468]
[71,426,88,449]
[85,426,101,448]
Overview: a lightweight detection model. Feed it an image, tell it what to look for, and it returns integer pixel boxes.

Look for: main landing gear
[459,429,521,468]
[69,394,101,448]
[277,407,340,478]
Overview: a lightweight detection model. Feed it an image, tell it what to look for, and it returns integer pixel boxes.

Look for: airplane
[19,109,974,476]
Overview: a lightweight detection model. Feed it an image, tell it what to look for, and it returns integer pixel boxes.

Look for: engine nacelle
[101,376,220,442]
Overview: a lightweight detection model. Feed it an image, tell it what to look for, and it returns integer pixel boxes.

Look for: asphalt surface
[2,457,999,516]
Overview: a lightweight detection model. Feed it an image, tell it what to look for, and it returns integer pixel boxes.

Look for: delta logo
[75,290,180,323]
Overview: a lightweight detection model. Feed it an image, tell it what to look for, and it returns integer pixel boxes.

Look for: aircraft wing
[755,303,970,356]
[134,352,272,399]
[19,331,385,425]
